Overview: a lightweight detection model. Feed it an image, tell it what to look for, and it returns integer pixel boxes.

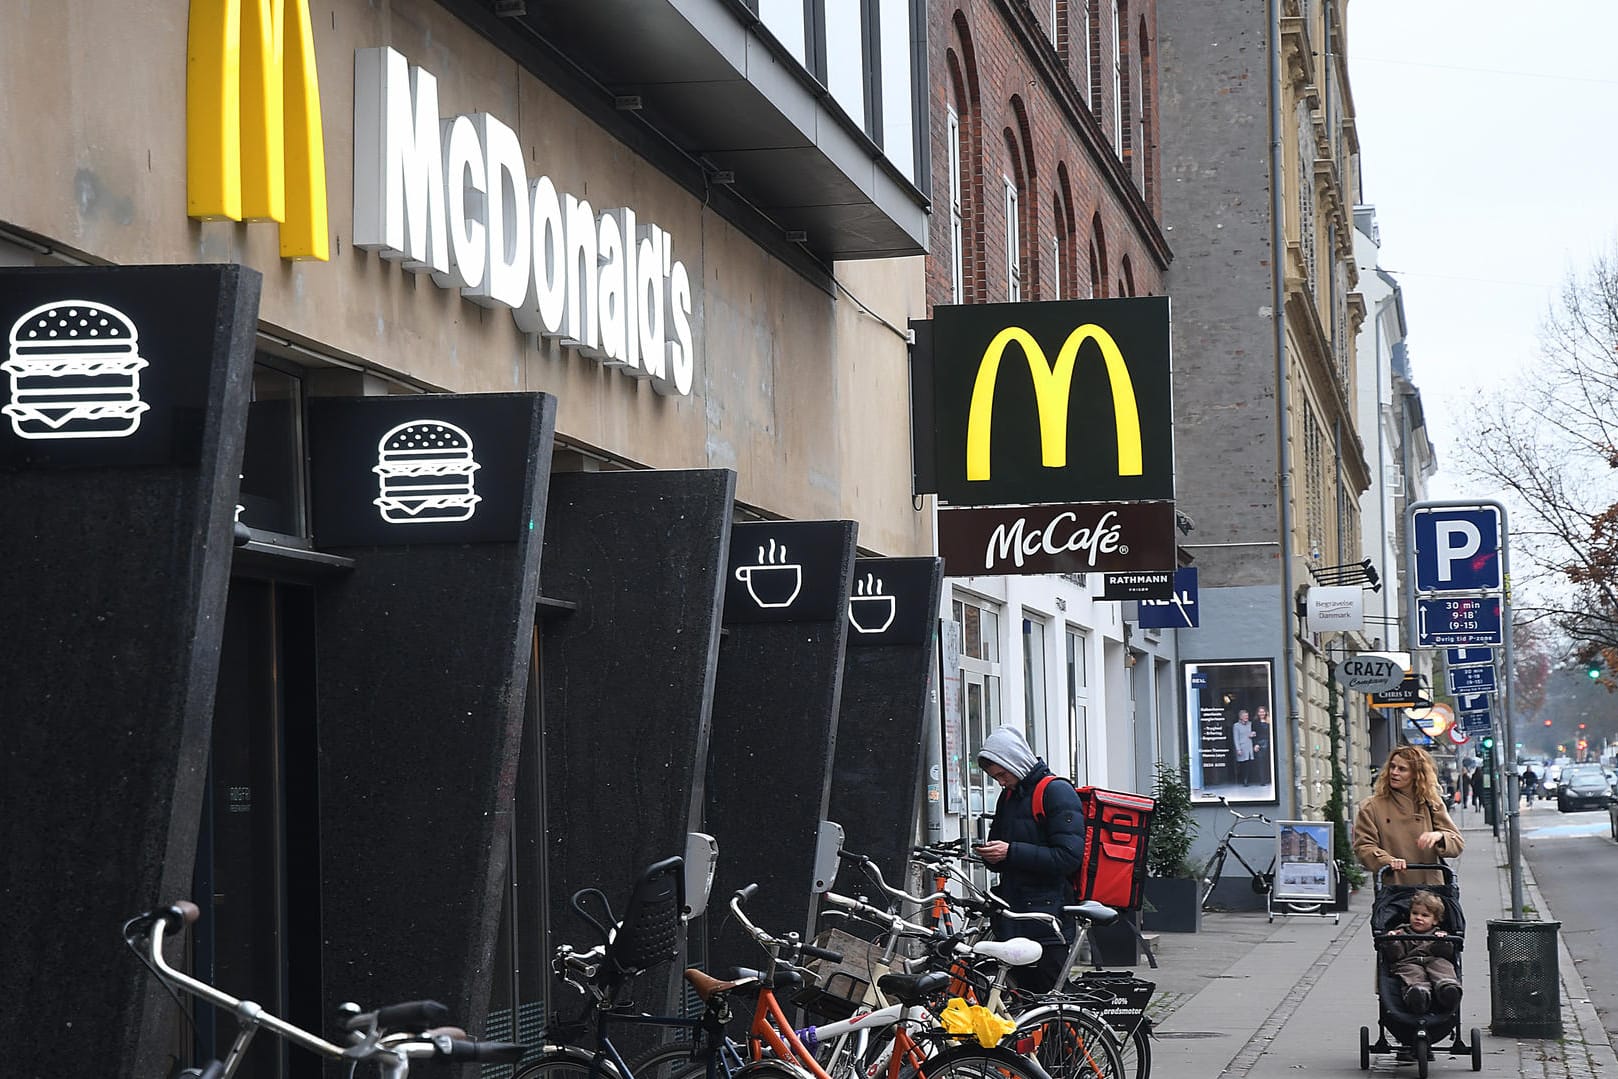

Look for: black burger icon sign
[4,300,150,440]
[372,419,483,524]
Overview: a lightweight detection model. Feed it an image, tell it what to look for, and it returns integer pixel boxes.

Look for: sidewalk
[1131,808,1618,1077]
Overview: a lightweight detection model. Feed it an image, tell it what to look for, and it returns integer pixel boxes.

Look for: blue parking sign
[1414,507,1502,592]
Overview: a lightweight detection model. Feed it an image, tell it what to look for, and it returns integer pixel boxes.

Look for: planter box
[1088,912,1145,966]
[1142,877,1201,933]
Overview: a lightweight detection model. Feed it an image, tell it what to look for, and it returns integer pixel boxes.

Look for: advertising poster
[1274,821,1335,902]
[1184,659,1276,804]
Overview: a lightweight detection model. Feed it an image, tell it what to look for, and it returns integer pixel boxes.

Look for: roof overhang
[456,0,930,262]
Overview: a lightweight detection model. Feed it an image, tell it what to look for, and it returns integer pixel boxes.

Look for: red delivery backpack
[1033,778,1155,911]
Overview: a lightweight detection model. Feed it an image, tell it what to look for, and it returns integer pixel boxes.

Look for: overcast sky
[1346,2,1618,501]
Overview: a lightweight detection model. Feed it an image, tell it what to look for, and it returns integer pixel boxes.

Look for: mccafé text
[985,510,1124,571]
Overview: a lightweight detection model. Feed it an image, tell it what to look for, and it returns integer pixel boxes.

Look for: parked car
[1610,796,1618,841]
[1557,764,1612,812]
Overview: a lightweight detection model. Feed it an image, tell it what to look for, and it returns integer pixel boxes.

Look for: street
[1520,801,1618,1049]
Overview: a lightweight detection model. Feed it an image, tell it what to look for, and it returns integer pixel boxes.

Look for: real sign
[1446,664,1497,696]
[1335,653,1406,694]
[936,501,1176,577]
[1416,596,1503,648]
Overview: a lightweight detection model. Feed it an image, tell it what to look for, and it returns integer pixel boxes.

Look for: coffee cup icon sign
[848,572,897,634]
[735,537,802,609]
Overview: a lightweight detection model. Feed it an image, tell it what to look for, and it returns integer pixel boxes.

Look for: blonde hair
[1373,746,1444,809]
[1409,890,1445,921]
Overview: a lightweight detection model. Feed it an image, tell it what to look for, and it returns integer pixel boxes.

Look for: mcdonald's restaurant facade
[0,2,945,1075]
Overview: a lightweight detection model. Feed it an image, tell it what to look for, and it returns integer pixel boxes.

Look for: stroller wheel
[1471,1028,1482,1071]
[1358,1026,1370,1070]
[1415,1034,1429,1079]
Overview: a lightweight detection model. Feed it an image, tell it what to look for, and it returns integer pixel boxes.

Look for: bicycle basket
[793,972,867,1022]
[607,856,685,977]
[1069,972,1154,1035]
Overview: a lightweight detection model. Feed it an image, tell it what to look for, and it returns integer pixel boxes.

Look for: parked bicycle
[123,901,522,1078]
[1198,798,1276,911]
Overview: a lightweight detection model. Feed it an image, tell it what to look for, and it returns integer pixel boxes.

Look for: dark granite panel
[313,393,555,1033]
[831,558,943,886]
[0,265,260,1078]
[538,469,735,994]
[705,522,858,971]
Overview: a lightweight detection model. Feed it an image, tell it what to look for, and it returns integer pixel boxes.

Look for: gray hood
[977,725,1039,781]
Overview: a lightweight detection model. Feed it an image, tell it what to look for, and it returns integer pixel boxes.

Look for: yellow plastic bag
[938,996,1017,1048]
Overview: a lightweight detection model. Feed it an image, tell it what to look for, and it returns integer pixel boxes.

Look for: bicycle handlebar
[823,892,939,940]
[729,885,844,964]
[126,902,519,1074]
[1219,796,1275,826]
[843,851,947,907]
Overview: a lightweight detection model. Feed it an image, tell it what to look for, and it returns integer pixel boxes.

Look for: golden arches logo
[964,324,1143,482]
[187,0,329,260]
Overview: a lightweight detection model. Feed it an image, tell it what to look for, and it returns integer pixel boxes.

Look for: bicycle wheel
[626,1037,748,1079]
[1013,1005,1127,1079]
[515,1045,630,1079]
[900,1044,1063,1079]
[732,1060,818,1079]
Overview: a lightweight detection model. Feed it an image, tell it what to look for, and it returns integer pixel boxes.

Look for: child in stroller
[1358,864,1482,1076]
[1384,890,1462,1014]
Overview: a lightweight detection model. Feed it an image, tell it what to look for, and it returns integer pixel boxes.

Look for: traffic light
[1545,719,1554,726]
[1590,664,1603,680]
[1482,734,1495,751]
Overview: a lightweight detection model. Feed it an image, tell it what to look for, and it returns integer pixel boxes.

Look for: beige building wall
[0,0,932,555]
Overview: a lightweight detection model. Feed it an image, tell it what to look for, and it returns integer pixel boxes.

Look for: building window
[239,357,308,538]
[1004,177,1021,300]
[1111,0,1123,147]
[1298,108,1316,294]
[1050,233,1062,300]
[1066,628,1090,784]
[1304,403,1324,561]
[1049,0,1059,46]
[955,595,1003,824]
[1023,615,1048,754]
[948,107,964,303]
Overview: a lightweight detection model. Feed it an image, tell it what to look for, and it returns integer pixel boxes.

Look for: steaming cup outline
[735,560,803,609]
[848,593,897,634]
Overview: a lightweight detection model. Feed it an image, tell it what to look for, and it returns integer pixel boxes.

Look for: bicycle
[514,858,805,1079]
[1197,798,1276,911]
[123,901,522,1078]
[854,847,1131,1079]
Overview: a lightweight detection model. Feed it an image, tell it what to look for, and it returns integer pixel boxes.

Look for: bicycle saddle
[684,968,758,1001]
[1063,900,1118,925]
[876,970,952,1004]
[971,937,1044,967]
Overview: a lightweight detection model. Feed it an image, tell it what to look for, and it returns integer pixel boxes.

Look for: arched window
[1052,163,1077,301]
[1090,214,1109,298]
[1120,255,1135,297]
[1135,16,1153,201]
[947,102,965,303]
[1003,130,1026,301]
[1111,0,1123,147]
[946,14,983,303]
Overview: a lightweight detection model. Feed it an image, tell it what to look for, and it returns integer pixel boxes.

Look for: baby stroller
[1358,864,1482,1076]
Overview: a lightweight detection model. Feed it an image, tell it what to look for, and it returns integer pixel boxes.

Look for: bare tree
[1457,242,1618,669]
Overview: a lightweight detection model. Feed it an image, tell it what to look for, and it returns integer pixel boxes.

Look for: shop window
[238,358,308,537]
[1023,615,1048,754]
[954,594,1003,830]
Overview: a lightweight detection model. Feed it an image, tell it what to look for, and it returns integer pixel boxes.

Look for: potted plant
[1142,759,1202,933]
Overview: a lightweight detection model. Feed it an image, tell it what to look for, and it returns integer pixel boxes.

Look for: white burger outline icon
[372,419,483,524]
[3,299,151,440]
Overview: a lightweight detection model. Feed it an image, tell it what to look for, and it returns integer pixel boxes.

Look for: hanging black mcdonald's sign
[914,297,1174,506]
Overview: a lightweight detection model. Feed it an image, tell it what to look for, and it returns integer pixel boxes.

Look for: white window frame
[1004,177,1021,301]
[1111,0,1123,148]
[1023,613,1049,755]
[1078,1,1091,109]
[1049,234,1061,300]
[1049,0,1059,45]
[1066,627,1090,785]
[948,107,964,304]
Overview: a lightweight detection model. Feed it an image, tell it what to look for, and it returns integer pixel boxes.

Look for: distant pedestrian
[1469,767,1485,809]
[1521,766,1539,805]
[1458,766,1472,808]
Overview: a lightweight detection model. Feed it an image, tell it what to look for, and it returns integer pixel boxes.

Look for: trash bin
[1487,920,1562,1037]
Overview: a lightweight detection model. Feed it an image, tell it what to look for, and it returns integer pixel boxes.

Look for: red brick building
[928,0,1171,309]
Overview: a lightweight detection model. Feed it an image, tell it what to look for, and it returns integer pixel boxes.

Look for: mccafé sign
[351,48,697,396]
[936,501,1177,577]
[916,298,1174,506]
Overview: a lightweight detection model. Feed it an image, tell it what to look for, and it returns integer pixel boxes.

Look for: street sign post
[1413,506,1502,592]
[1460,711,1492,735]
[1446,664,1497,696]
[1416,597,1503,648]
[1406,498,1521,919]
[1446,646,1494,669]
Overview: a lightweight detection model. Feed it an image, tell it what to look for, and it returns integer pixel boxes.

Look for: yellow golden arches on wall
[964,324,1143,482]
[187,0,329,260]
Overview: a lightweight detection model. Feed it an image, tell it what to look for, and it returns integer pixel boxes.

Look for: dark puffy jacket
[987,761,1086,928]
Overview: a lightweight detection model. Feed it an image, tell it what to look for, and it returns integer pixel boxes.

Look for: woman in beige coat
[1353,746,1465,886]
